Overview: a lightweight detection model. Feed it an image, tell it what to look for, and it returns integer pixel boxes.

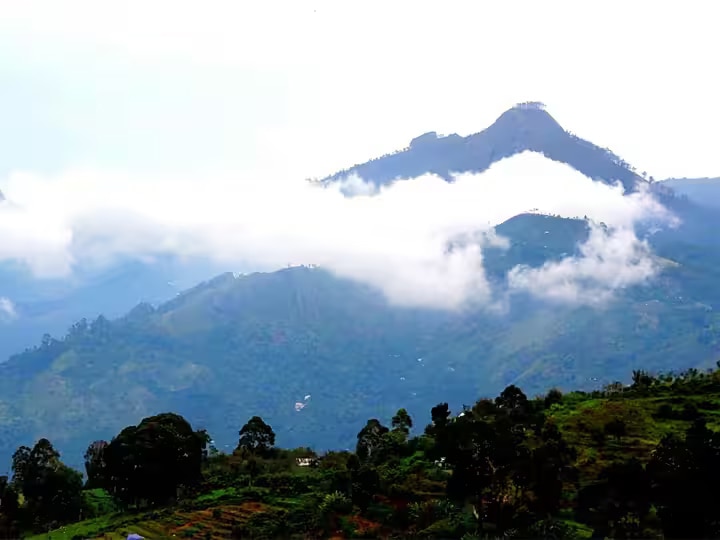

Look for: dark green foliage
[238,416,276,456]
[255,472,313,496]
[10,366,720,539]
[10,438,83,532]
[356,419,390,464]
[647,418,720,538]
[391,408,413,435]
[4,242,720,476]
[101,412,206,508]
[603,418,627,442]
[544,388,564,409]
[83,440,108,489]
[0,476,20,538]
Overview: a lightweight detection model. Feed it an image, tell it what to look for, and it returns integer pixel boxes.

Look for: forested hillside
[3,365,720,539]
[3,102,720,484]
[3,208,720,474]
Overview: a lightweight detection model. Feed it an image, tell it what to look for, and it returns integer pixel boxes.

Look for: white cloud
[507,225,659,306]
[0,152,675,310]
[0,297,18,321]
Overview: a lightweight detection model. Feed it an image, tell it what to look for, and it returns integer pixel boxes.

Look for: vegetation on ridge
[3,100,720,479]
[3,214,720,475]
[3,365,720,538]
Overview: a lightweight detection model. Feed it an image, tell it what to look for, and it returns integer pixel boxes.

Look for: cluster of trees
[3,373,720,538]
[0,438,83,536]
[0,413,277,536]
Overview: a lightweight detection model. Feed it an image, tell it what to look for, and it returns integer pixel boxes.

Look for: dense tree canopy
[101,412,207,508]
[237,415,276,456]
[4,367,720,538]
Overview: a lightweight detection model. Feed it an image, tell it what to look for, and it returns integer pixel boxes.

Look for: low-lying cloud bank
[0,152,675,310]
[507,225,660,306]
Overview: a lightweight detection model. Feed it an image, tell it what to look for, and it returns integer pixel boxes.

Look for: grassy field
[549,382,720,482]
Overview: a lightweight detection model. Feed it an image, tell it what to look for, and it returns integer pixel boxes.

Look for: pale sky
[0,0,718,182]
[0,0,711,310]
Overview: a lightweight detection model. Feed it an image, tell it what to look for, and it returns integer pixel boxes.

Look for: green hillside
[1,214,720,472]
[4,366,720,538]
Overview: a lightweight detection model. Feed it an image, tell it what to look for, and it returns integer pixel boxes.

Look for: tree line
[2,369,720,538]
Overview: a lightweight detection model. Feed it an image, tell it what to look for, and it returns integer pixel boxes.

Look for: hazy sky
[0,1,706,310]
[0,151,672,309]
[0,0,717,181]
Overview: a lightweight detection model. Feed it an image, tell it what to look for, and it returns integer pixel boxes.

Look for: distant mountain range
[2,102,720,470]
[0,256,233,365]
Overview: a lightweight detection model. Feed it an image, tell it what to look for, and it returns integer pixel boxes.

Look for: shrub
[255,471,313,496]
[234,508,289,540]
[319,491,353,516]
[698,399,720,411]
[544,388,563,409]
[604,418,627,441]
[681,402,701,420]
[590,427,606,446]
[655,403,675,419]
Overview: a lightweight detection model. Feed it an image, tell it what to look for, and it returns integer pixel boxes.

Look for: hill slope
[0,256,233,365]
[2,212,720,470]
[25,365,720,540]
[2,102,720,470]
[1,102,717,365]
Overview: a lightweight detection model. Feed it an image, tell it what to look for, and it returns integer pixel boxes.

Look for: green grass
[549,383,720,483]
[83,489,119,517]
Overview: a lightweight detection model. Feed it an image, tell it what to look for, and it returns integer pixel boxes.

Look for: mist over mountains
[1,102,720,469]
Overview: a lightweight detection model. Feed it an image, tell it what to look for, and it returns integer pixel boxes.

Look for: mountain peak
[492,101,565,135]
[322,102,644,191]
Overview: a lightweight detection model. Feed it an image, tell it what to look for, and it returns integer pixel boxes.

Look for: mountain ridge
[1,101,713,366]
[2,212,720,471]
[2,103,720,472]
[322,101,645,192]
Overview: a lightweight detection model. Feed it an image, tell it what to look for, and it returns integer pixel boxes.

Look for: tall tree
[9,446,31,489]
[238,416,276,456]
[529,421,578,518]
[495,385,530,413]
[356,419,389,463]
[430,403,451,429]
[84,440,108,489]
[444,416,500,531]
[103,413,207,508]
[10,439,83,532]
[391,408,413,435]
